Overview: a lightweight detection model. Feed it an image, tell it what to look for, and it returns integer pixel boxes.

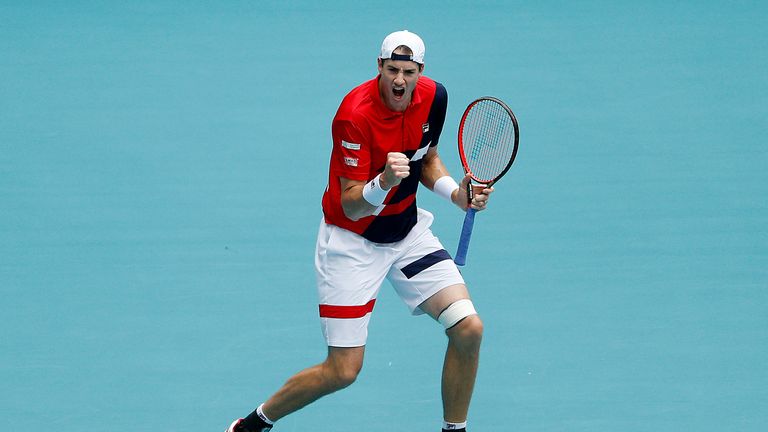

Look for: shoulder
[418,76,446,94]
[332,79,377,140]
[417,76,447,107]
[335,78,377,121]
[417,76,447,118]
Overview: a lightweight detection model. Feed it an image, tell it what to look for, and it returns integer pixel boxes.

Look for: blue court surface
[1,1,766,431]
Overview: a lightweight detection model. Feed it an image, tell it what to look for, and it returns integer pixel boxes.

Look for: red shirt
[322,75,448,243]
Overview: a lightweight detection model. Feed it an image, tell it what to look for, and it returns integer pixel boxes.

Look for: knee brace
[437,299,477,329]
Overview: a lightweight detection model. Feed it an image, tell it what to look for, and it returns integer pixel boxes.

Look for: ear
[418,64,425,75]
[377,58,384,73]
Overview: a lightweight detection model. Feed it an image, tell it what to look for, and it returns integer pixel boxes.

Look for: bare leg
[261,346,365,421]
[441,315,483,423]
[418,284,484,424]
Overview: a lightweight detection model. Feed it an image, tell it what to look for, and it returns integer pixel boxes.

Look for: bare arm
[420,147,494,211]
[339,177,375,221]
[419,146,452,191]
[341,152,411,221]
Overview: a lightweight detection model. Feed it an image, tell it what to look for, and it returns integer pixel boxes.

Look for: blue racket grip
[454,208,477,266]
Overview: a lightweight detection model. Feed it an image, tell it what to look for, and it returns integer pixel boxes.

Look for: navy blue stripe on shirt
[361,201,417,243]
[401,249,452,279]
[427,82,448,148]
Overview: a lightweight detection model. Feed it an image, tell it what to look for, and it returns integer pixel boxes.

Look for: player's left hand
[457,173,494,211]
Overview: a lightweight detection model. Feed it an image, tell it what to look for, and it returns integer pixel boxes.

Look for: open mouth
[393,87,405,98]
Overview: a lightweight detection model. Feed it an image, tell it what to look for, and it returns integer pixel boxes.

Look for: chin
[390,97,410,111]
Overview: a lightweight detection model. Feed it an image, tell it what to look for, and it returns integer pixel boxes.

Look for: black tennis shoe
[224,418,272,432]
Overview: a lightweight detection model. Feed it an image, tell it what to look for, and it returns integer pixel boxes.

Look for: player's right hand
[380,152,410,190]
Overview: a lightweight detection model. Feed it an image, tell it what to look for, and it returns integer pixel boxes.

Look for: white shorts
[315,208,465,347]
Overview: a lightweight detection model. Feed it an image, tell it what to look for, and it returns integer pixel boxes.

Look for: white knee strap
[437,299,477,329]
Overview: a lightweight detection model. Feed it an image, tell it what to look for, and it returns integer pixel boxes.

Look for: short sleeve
[331,118,371,181]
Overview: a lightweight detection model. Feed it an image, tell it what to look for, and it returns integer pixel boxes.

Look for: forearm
[342,151,411,220]
[421,149,464,209]
[420,150,450,190]
[340,176,386,221]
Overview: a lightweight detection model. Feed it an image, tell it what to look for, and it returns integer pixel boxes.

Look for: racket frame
[458,96,519,187]
[454,96,519,266]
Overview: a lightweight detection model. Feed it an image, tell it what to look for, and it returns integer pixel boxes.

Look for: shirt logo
[343,157,358,167]
[422,123,430,133]
[342,141,361,150]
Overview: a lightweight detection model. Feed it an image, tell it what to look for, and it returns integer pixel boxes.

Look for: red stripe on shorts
[319,299,376,319]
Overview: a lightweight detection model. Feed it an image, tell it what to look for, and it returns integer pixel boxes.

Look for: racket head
[458,97,519,186]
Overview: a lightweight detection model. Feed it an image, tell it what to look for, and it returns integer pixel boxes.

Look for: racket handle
[454,208,477,266]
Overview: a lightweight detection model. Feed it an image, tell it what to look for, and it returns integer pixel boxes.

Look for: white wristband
[362,173,389,206]
[433,176,460,202]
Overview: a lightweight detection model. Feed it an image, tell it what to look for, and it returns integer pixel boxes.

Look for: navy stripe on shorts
[401,249,452,279]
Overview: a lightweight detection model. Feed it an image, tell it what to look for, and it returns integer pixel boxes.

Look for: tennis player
[226,30,493,432]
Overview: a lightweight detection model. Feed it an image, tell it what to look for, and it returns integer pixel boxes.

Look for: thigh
[387,224,466,316]
[417,283,471,320]
[315,221,391,347]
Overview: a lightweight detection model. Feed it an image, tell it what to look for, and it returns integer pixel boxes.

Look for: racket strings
[462,100,517,183]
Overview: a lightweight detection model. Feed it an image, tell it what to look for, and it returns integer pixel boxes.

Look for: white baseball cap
[379,30,425,64]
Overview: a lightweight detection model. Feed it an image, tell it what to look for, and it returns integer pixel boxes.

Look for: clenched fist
[380,152,410,190]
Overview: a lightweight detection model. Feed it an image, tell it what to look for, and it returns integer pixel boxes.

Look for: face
[378,50,423,112]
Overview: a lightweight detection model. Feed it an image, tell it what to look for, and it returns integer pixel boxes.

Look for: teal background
[1,1,766,431]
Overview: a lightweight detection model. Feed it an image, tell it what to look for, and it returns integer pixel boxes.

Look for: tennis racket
[454,97,519,266]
